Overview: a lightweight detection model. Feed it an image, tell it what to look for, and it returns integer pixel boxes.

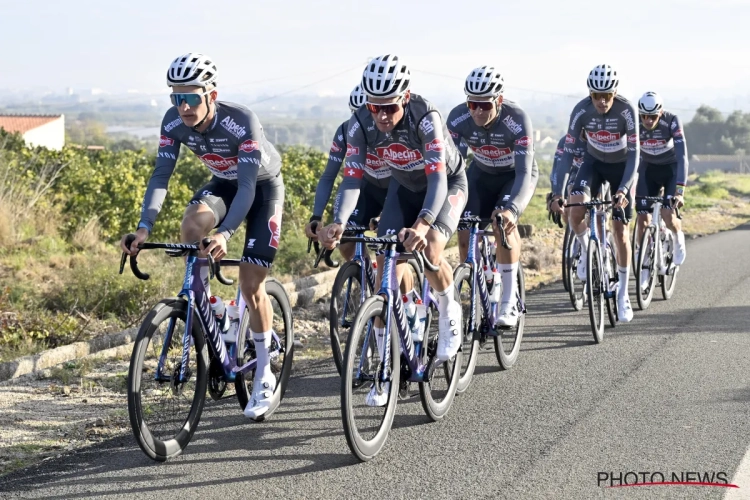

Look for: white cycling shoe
[617,292,634,323]
[244,377,276,421]
[496,301,519,328]
[437,300,462,361]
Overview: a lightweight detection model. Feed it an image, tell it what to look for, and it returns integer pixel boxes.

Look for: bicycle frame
[586,204,618,299]
[154,255,282,384]
[461,219,526,339]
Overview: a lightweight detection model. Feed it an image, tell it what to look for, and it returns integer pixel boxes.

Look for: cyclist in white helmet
[635,91,689,271]
[550,64,640,323]
[447,66,539,327]
[319,54,468,405]
[120,53,285,420]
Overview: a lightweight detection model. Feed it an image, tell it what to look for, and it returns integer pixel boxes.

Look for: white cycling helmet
[349,84,366,112]
[465,66,504,98]
[587,64,618,92]
[638,91,663,115]
[167,53,218,88]
[362,54,411,98]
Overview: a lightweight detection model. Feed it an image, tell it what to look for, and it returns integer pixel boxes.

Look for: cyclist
[550,64,639,322]
[447,66,539,327]
[119,53,284,421]
[635,91,688,273]
[319,54,467,404]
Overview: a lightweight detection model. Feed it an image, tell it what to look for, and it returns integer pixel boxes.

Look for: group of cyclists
[120,52,689,421]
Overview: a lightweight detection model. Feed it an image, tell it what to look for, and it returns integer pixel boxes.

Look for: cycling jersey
[311,120,391,220]
[639,110,688,190]
[555,95,639,197]
[550,135,585,192]
[447,99,537,218]
[139,101,282,240]
[333,93,465,226]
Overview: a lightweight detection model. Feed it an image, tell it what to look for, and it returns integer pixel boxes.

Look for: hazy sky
[2,0,749,108]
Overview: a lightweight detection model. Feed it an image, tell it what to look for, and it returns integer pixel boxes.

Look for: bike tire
[454,264,480,394]
[636,226,657,310]
[127,298,208,462]
[586,242,604,343]
[329,261,366,376]
[494,264,526,369]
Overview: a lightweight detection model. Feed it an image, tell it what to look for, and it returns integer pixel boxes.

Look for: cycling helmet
[587,64,618,92]
[349,84,365,112]
[167,53,218,88]
[361,54,410,98]
[638,91,663,115]
[464,66,504,97]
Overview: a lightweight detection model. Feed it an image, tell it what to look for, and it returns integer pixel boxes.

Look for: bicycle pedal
[398,381,410,400]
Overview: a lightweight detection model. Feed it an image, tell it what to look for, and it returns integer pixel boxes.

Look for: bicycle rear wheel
[661,231,678,300]
[419,301,462,421]
[605,235,618,328]
[567,236,584,311]
[127,298,207,462]
[636,226,657,310]
[494,264,526,369]
[341,295,399,462]
[235,279,294,415]
[454,264,480,394]
[586,241,604,343]
[562,224,572,292]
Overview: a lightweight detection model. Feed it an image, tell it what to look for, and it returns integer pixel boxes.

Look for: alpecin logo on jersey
[448,190,466,221]
[425,138,444,152]
[159,135,174,148]
[268,204,282,249]
[514,136,532,147]
[330,141,343,153]
[472,145,513,166]
[346,145,359,157]
[199,153,238,172]
[220,116,246,139]
[587,130,620,143]
[376,143,424,170]
[239,139,259,153]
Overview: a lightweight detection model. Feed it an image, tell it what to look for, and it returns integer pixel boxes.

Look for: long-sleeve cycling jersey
[139,101,281,240]
[333,93,464,226]
[311,119,391,220]
[446,99,537,217]
[639,110,689,188]
[554,95,640,196]
[550,134,586,189]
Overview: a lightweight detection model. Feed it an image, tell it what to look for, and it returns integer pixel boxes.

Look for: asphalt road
[2,225,749,500]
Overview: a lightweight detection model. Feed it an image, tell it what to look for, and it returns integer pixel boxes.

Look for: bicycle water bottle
[483,264,494,288]
[403,295,420,341]
[209,296,229,332]
[490,269,502,304]
[414,298,427,343]
[222,299,240,344]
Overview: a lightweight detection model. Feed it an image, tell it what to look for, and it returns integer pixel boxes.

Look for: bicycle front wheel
[494,264,526,369]
[419,302,462,421]
[127,298,208,462]
[586,241,605,343]
[636,226,657,310]
[341,295,399,462]
[661,231,678,300]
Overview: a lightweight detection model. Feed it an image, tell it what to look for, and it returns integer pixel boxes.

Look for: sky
[2,0,750,112]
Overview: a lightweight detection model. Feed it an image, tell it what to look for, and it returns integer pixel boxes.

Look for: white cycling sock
[436,286,454,316]
[617,266,629,299]
[252,330,273,384]
[373,326,385,358]
[576,229,590,250]
[499,262,519,305]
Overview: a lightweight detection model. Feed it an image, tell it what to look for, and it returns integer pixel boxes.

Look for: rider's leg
[338,242,355,261]
[182,185,230,284]
[239,178,284,419]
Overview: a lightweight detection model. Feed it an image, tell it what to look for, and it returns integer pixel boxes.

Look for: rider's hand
[492,208,517,235]
[304,220,320,240]
[550,195,565,215]
[613,190,629,209]
[120,228,148,256]
[320,223,344,250]
[369,217,380,232]
[201,233,228,261]
[399,219,429,252]
[672,194,684,209]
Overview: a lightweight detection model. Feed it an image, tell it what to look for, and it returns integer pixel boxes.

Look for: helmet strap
[192,95,214,131]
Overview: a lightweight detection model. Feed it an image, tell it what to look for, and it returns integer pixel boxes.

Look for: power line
[247,64,364,106]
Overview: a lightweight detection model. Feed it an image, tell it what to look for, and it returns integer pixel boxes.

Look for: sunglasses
[640,114,660,120]
[365,101,403,114]
[466,100,495,111]
[590,92,615,101]
[170,90,211,107]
